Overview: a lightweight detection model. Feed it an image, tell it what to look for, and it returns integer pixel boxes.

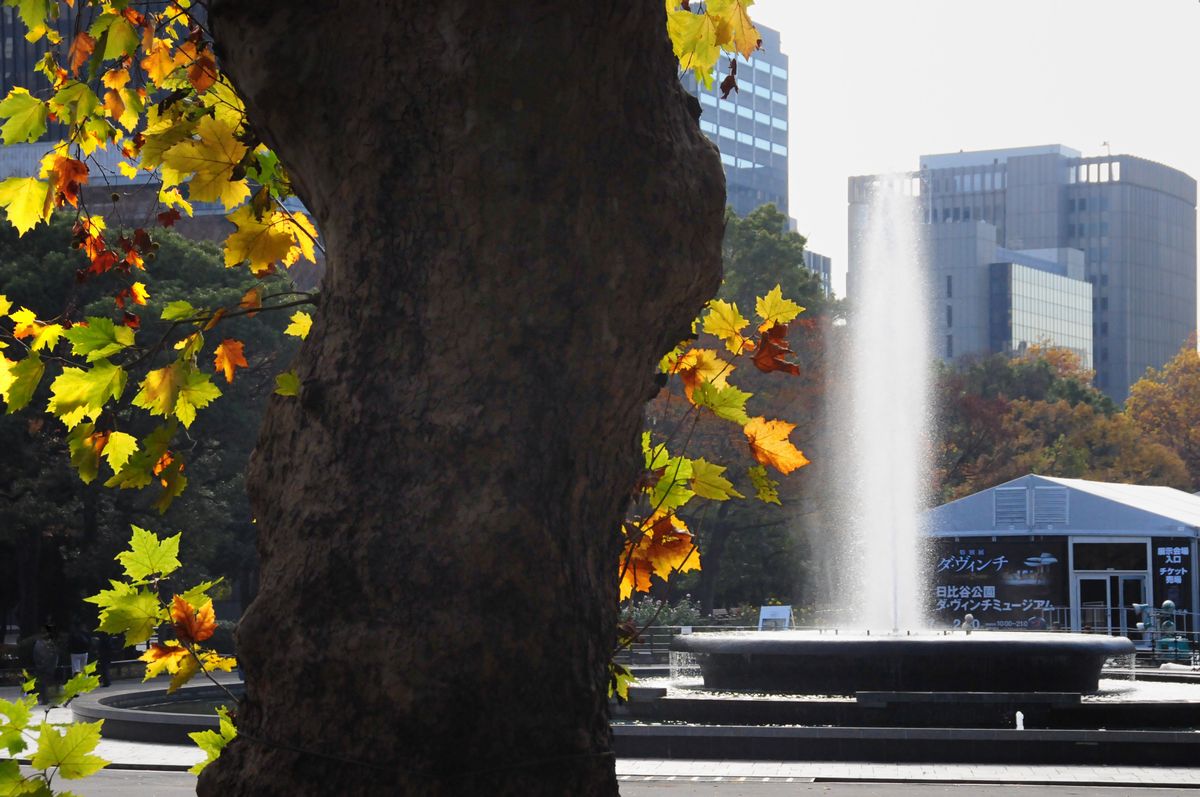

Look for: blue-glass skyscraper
[682,23,789,218]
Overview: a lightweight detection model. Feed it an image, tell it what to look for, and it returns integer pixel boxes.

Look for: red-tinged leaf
[752,322,801,375]
[213,339,247,383]
[122,310,140,329]
[170,595,215,644]
[68,32,96,76]
[719,72,737,99]
[157,208,181,227]
[90,250,118,276]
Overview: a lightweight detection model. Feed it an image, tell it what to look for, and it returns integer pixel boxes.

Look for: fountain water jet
[840,178,931,631]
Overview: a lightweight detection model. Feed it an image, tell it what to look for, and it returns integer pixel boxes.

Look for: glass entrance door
[1074,574,1147,637]
[1077,576,1110,632]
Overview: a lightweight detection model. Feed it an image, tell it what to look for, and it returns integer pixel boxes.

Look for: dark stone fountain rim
[671,631,1136,657]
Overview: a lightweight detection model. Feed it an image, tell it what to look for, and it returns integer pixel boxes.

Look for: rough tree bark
[198,2,723,795]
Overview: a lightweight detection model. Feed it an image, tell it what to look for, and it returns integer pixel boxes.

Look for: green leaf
[46,360,127,429]
[0,760,27,794]
[1,354,44,412]
[0,694,34,755]
[691,458,744,500]
[8,0,57,42]
[187,706,236,775]
[85,581,163,646]
[89,13,138,61]
[105,423,175,490]
[274,371,300,396]
[160,300,196,321]
[0,88,47,144]
[132,362,221,428]
[650,456,694,511]
[30,721,107,779]
[57,662,100,705]
[63,317,135,362]
[693,381,751,425]
[117,526,181,581]
[0,176,51,235]
[102,430,138,472]
[66,422,102,484]
[748,465,781,505]
[179,578,222,609]
[48,81,99,127]
[642,432,670,472]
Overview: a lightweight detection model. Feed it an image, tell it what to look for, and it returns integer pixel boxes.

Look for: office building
[849,145,1196,399]
[803,250,833,298]
[683,23,789,217]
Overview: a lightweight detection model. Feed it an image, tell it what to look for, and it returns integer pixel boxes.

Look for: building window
[946,334,953,358]
[1068,198,1076,212]
[946,305,953,327]
[1078,198,1087,212]
[771,143,786,156]
[946,275,953,298]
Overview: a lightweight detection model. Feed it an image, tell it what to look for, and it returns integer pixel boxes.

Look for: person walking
[68,622,91,675]
[32,624,59,704]
[95,631,113,687]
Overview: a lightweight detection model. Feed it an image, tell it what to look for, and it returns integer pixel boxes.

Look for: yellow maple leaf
[744,416,809,475]
[160,115,249,210]
[285,312,312,339]
[223,205,314,273]
[0,176,52,235]
[130,282,149,305]
[140,39,182,85]
[140,642,190,680]
[10,306,39,339]
[755,284,805,332]
[702,299,754,354]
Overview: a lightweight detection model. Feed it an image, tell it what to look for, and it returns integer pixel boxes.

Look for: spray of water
[838,181,932,631]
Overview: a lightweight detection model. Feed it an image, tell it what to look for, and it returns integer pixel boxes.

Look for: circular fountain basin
[72,682,240,744]
[671,631,1134,695]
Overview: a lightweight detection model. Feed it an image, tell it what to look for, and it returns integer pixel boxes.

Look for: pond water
[137,697,234,715]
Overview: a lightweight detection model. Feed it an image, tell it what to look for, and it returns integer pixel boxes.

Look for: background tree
[1126,339,1200,490]
[0,219,289,640]
[935,348,1188,500]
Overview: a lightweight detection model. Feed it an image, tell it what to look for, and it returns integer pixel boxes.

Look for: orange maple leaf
[179,41,217,93]
[619,512,699,599]
[68,32,96,76]
[47,156,89,208]
[239,287,261,317]
[170,595,216,644]
[213,339,248,383]
[744,416,809,474]
[751,323,801,375]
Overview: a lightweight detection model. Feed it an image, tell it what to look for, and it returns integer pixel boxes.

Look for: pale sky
[749,0,1200,297]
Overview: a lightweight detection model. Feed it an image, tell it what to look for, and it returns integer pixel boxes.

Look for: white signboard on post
[758,605,793,631]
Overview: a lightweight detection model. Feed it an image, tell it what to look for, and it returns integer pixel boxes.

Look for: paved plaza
[5,681,1200,793]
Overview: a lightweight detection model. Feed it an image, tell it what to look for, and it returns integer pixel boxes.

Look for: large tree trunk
[199,2,723,794]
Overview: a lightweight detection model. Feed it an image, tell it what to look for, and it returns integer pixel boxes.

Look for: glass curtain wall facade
[989,263,1093,368]
[682,22,789,217]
